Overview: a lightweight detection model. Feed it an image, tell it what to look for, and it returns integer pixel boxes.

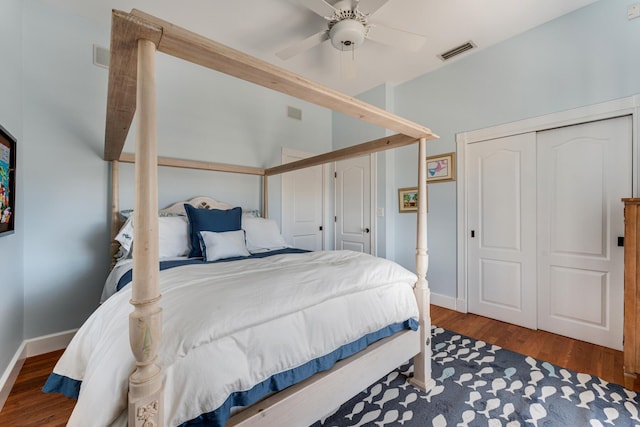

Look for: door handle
[319,226,323,231]
[618,236,624,247]
[364,227,370,233]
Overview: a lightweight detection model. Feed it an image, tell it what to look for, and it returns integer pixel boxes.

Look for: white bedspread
[54,250,418,426]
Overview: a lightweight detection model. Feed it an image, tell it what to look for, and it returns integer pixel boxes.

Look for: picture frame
[398,187,426,213]
[0,124,16,236]
[427,152,456,182]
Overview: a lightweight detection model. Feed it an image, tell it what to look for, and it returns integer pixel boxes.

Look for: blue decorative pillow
[184,205,242,258]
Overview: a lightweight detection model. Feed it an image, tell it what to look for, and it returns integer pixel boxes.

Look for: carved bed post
[409,137,434,391]
[129,38,164,427]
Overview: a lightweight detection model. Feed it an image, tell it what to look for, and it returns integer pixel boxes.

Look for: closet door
[467,133,537,329]
[537,116,631,351]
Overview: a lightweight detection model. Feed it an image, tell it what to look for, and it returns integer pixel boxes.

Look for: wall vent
[287,106,302,120]
[438,41,476,61]
[93,44,110,69]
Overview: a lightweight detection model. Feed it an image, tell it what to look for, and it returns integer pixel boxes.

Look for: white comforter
[54,250,418,426]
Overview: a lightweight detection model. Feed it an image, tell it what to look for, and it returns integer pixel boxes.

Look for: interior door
[281,149,324,251]
[467,133,537,329]
[537,116,631,351]
[335,155,372,253]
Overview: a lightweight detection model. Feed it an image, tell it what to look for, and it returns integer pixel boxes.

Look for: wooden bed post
[409,137,434,391]
[129,38,164,427]
[262,175,269,218]
[110,160,120,268]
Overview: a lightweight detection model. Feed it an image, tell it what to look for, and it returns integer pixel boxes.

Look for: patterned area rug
[311,326,640,427]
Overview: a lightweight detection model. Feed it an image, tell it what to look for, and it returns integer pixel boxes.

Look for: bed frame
[104,9,438,427]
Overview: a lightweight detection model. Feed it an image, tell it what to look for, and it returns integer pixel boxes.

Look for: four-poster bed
[47,8,439,427]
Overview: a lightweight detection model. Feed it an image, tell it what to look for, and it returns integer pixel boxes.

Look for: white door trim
[456,94,640,313]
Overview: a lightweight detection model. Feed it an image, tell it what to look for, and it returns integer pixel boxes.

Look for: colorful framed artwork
[0,125,16,236]
[398,187,427,213]
[427,152,456,182]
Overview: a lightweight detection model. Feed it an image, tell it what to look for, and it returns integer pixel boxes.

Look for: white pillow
[158,216,190,258]
[242,217,291,253]
[114,217,135,256]
[199,230,250,262]
[114,216,190,259]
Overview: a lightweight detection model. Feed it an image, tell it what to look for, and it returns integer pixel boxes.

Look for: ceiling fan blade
[366,24,427,51]
[355,0,390,16]
[276,30,330,60]
[296,0,337,18]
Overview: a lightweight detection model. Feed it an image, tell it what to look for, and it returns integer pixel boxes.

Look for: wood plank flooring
[1,305,637,426]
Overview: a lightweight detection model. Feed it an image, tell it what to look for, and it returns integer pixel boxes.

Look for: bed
[46,8,438,427]
[46,197,423,426]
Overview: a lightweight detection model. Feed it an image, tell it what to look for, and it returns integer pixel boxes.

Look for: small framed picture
[398,187,425,213]
[0,125,16,236]
[427,152,456,182]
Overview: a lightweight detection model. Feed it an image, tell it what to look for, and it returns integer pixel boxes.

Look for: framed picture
[0,125,16,236]
[398,187,427,213]
[427,152,456,182]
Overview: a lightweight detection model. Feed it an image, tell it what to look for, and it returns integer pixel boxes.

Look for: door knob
[364,227,370,233]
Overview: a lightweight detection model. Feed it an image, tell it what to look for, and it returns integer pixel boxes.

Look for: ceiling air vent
[438,41,476,61]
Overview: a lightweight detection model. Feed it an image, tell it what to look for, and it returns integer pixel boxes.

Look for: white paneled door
[281,149,324,251]
[537,117,631,351]
[467,133,538,329]
[335,155,372,254]
[466,116,631,349]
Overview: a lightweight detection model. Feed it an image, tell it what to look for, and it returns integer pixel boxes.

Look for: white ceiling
[42,0,598,96]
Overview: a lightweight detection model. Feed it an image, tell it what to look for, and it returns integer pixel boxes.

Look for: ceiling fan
[276,0,427,60]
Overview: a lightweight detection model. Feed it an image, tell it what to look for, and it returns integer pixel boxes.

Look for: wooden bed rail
[118,153,265,176]
[104,9,438,161]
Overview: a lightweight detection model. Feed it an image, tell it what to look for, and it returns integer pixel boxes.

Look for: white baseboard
[430,292,457,310]
[0,343,26,412]
[23,329,77,358]
[0,329,76,412]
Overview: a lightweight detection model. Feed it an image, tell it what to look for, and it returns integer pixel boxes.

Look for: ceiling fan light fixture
[329,19,366,50]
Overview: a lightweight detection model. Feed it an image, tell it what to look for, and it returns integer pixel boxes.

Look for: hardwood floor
[0,350,74,426]
[1,305,637,426]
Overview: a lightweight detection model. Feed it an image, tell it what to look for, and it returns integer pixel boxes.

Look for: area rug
[311,326,640,427]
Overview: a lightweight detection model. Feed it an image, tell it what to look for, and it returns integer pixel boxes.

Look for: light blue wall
[19,2,331,340]
[22,1,111,338]
[0,0,24,377]
[393,0,640,298]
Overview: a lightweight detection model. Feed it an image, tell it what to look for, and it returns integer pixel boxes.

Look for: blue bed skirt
[43,318,418,426]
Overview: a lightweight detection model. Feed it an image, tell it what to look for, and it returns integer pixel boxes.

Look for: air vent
[438,41,476,61]
[287,106,302,120]
[93,44,110,69]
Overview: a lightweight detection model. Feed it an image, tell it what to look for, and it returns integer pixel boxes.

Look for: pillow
[242,216,291,253]
[199,230,250,262]
[114,217,135,255]
[114,216,190,259]
[158,216,190,258]
[184,205,243,258]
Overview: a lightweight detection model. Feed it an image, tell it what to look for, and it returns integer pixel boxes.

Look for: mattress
[44,250,419,426]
